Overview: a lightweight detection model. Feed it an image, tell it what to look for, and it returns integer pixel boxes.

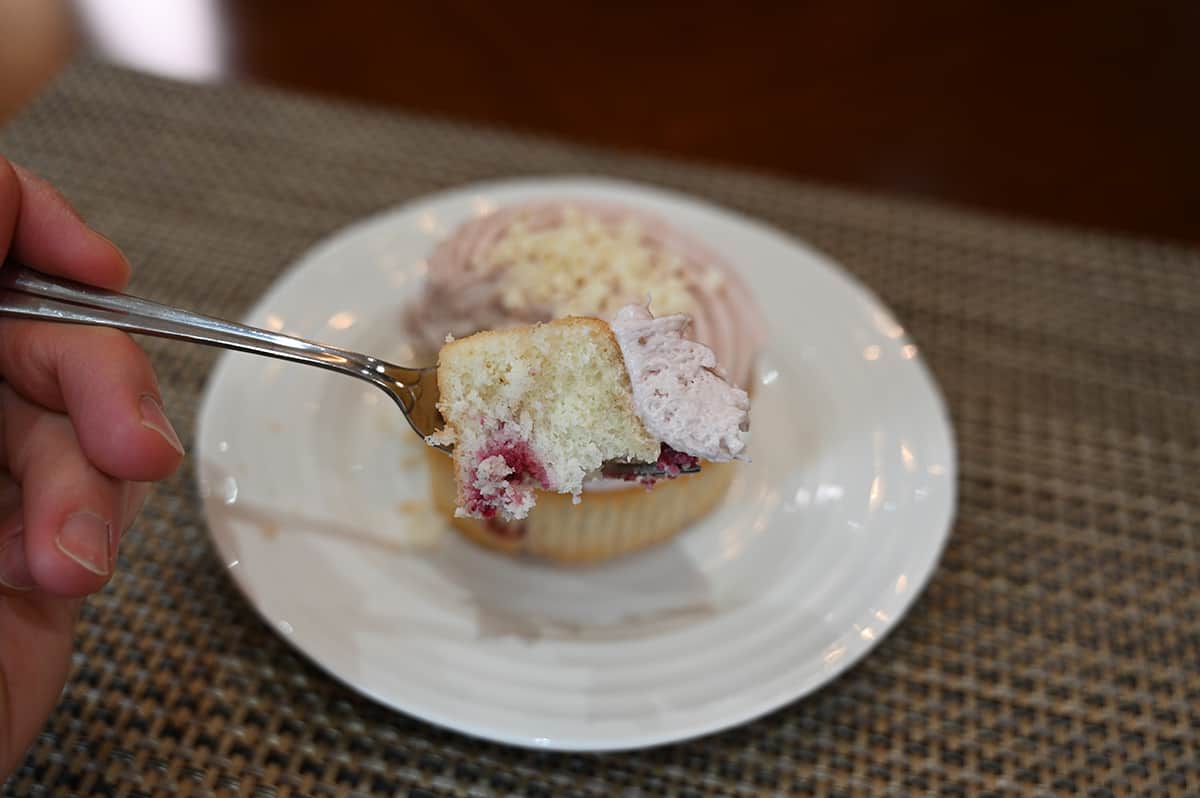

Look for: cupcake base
[424,448,735,563]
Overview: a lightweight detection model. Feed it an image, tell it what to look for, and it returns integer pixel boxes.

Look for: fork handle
[0,259,424,393]
[0,263,691,474]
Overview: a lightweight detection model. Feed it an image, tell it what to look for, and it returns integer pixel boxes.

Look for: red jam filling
[485,439,550,487]
[463,437,549,519]
[602,444,700,488]
[656,445,700,476]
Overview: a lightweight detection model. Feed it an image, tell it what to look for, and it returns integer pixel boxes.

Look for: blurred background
[1,0,1196,244]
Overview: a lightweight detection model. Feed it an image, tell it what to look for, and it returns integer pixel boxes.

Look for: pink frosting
[610,304,750,462]
[404,201,766,389]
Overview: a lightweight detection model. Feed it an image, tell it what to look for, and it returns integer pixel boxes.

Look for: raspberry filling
[656,444,701,476]
[466,440,698,519]
[602,444,700,488]
[463,438,550,520]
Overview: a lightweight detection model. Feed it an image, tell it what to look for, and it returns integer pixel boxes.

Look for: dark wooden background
[224,1,1200,244]
[6,1,1199,244]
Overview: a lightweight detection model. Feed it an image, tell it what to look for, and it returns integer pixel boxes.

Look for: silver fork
[0,262,689,478]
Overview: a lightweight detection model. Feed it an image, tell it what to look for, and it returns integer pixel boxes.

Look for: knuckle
[0,319,55,387]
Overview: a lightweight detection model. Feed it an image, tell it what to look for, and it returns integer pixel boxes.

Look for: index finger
[0,155,131,291]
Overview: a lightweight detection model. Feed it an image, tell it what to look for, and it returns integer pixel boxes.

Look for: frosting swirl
[405,201,765,388]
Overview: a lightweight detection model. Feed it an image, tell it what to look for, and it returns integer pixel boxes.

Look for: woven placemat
[2,56,1197,797]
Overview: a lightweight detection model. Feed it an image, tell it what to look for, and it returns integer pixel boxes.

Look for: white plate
[196,177,956,751]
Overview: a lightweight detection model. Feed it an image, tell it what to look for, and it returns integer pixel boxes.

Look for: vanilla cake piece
[430,306,752,524]
[430,317,662,521]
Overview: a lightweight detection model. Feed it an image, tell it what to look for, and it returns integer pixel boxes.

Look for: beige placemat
[1,56,1197,797]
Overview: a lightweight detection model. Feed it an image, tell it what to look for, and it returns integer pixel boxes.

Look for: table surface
[1,56,1198,797]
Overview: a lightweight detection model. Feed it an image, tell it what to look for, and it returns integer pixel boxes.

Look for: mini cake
[405,200,766,561]
[430,308,749,526]
[431,316,660,521]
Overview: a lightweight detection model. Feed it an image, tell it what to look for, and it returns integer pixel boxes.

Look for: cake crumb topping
[488,207,697,320]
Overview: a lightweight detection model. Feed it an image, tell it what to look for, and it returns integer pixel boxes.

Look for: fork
[0,262,688,478]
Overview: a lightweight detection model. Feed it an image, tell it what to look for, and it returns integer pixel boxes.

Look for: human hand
[0,157,184,780]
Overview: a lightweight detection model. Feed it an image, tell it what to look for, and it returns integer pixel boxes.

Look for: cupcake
[405,201,766,561]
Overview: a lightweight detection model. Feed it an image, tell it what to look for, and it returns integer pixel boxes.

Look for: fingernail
[90,229,133,270]
[0,533,34,591]
[56,512,112,576]
[122,481,151,530]
[140,394,185,456]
